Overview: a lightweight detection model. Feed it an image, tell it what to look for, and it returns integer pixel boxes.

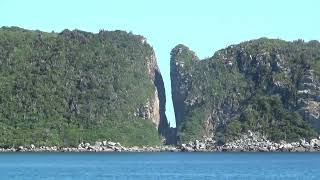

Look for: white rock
[108,141,116,146]
[17,146,24,151]
[78,144,84,149]
[95,141,102,147]
[283,144,293,150]
[310,139,320,147]
[30,144,35,149]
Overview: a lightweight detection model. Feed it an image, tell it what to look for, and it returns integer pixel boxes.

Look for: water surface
[0,152,319,179]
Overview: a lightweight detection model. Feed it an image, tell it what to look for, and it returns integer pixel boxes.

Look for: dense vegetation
[171,38,320,144]
[0,27,165,147]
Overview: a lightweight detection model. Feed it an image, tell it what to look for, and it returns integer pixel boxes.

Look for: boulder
[183,146,194,152]
[114,146,121,152]
[17,146,24,152]
[268,145,277,152]
[195,140,200,147]
[187,141,194,147]
[310,139,320,147]
[290,142,300,147]
[198,142,206,150]
[292,146,306,152]
[102,147,113,152]
[180,144,194,152]
[51,146,57,151]
[108,141,116,146]
[95,141,102,147]
[78,143,84,149]
[84,143,90,148]
[258,146,269,152]
[300,139,311,148]
[87,145,99,151]
[284,144,293,150]
[30,144,35,149]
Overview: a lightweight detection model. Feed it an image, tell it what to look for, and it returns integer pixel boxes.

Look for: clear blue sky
[1,0,319,127]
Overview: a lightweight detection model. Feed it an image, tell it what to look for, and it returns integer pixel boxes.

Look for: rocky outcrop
[1,141,180,152]
[135,50,173,144]
[171,38,320,144]
[4,134,320,152]
[297,69,320,129]
[179,131,320,152]
[136,52,163,129]
[170,45,199,132]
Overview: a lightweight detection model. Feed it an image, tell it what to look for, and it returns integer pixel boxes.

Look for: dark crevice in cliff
[154,69,177,145]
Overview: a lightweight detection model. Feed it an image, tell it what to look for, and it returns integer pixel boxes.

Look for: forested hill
[0,27,169,147]
[171,38,320,144]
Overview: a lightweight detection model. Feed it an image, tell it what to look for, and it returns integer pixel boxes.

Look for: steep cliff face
[0,27,169,147]
[135,52,160,127]
[170,45,199,130]
[136,51,171,143]
[297,69,320,129]
[171,38,320,144]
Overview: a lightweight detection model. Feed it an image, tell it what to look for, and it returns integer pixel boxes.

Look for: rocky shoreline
[1,132,320,153]
[180,132,320,152]
[0,141,180,153]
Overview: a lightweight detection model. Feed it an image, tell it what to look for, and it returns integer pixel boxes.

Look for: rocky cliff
[0,27,169,147]
[171,38,320,144]
[138,50,171,144]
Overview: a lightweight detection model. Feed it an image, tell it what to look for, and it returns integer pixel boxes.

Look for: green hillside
[0,27,168,147]
[171,38,320,144]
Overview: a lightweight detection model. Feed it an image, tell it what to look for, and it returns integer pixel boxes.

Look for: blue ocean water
[0,152,319,180]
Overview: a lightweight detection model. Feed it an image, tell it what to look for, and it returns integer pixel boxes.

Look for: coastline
[1,145,320,153]
[1,133,320,153]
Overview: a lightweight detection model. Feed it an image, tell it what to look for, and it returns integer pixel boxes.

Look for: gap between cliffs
[154,69,177,145]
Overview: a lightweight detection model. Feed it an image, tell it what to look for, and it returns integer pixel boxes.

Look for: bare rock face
[134,50,173,143]
[297,69,320,129]
[146,53,162,128]
[135,90,160,128]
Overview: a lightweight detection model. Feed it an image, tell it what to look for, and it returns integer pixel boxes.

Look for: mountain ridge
[171,38,320,144]
[0,26,319,147]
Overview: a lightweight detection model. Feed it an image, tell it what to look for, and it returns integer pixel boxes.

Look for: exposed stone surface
[134,50,173,144]
[179,131,320,152]
[0,140,180,152]
[1,135,320,152]
[297,69,320,129]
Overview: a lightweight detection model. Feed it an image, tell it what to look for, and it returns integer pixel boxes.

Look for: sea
[0,152,319,180]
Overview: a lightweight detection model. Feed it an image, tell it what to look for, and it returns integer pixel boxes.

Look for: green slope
[171,38,320,144]
[0,27,167,147]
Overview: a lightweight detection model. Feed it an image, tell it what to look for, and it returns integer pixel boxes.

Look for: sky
[1,0,319,127]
